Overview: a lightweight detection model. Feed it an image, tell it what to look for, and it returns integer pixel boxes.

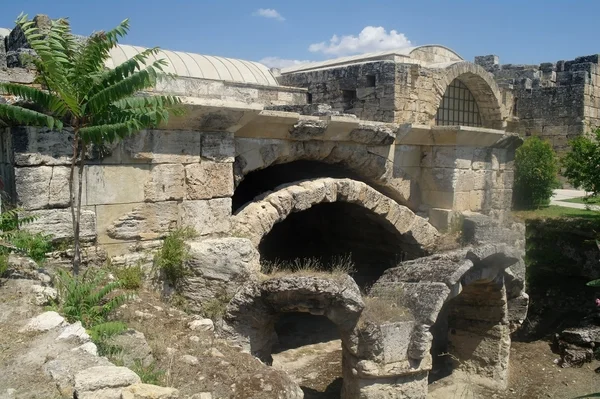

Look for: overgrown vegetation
[261,255,356,278]
[562,129,600,201]
[154,228,197,288]
[0,208,53,265]
[513,136,560,209]
[54,268,129,326]
[0,14,181,274]
[108,260,144,290]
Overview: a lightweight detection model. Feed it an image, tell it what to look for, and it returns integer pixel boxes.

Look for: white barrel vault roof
[0,28,11,37]
[106,44,279,86]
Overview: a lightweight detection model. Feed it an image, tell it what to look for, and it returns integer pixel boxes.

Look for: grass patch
[261,255,356,280]
[358,296,413,327]
[0,253,7,277]
[131,360,165,385]
[561,196,600,205]
[109,261,144,290]
[512,205,600,222]
[154,228,197,288]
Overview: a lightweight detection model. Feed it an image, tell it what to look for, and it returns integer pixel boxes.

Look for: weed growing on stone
[0,208,53,264]
[358,285,412,327]
[201,289,233,321]
[154,228,197,288]
[261,254,356,279]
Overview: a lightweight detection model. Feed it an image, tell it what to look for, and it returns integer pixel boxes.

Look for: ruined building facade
[0,18,529,398]
[475,53,600,155]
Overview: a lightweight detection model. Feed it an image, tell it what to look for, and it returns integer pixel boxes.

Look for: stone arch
[222,275,364,364]
[370,244,521,388]
[433,62,507,129]
[232,177,438,256]
[234,138,418,209]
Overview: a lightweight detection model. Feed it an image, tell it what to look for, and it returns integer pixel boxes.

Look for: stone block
[469,190,485,211]
[201,132,235,162]
[11,126,73,166]
[144,164,185,202]
[179,198,231,236]
[121,384,179,399]
[421,168,455,192]
[472,170,493,190]
[453,191,471,211]
[454,169,474,192]
[74,366,141,394]
[105,202,179,242]
[86,165,150,205]
[15,166,70,210]
[422,190,454,209]
[394,145,421,168]
[428,208,459,232]
[123,130,201,164]
[185,162,234,200]
[21,208,96,242]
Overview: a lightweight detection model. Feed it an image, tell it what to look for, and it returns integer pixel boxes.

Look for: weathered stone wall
[5,127,235,256]
[278,61,398,122]
[476,54,600,154]
[395,142,514,225]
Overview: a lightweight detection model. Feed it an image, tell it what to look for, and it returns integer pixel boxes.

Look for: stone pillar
[342,319,431,398]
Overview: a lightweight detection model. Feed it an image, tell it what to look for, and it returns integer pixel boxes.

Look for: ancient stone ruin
[0,18,535,398]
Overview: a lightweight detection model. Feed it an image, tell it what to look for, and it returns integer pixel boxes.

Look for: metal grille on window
[435,79,482,127]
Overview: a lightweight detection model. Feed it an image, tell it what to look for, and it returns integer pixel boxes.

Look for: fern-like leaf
[0,103,63,130]
[0,83,68,116]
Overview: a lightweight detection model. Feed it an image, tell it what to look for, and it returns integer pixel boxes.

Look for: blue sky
[1,1,599,68]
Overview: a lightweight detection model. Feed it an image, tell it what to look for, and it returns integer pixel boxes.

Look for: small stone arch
[232,177,439,256]
[222,275,364,364]
[433,62,507,129]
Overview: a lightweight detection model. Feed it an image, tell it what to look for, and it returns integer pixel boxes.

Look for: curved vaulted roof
[0,28,11,37]
[280,45,463,74]
[106,44,279,86]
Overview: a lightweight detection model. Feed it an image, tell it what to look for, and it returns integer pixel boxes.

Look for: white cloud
[253,8,285,21]
[308,26,412,57]
[259,56,310,69]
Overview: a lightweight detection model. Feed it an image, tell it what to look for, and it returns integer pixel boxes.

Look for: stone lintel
[396,124,508,147]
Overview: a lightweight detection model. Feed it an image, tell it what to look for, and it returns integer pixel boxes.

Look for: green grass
[561,196,600,205]
[513,205,600,221]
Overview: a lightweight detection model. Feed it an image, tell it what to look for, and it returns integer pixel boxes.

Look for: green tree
[513,136,560,209]
[0,15,181,274]
[562,129,600,199]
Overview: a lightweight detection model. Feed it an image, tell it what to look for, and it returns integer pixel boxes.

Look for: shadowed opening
[233,160,405,213]
[272,312,343,399]
[259,202,409,290]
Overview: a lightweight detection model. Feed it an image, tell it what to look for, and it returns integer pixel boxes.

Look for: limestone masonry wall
[4,127,235,256]
[476,53,600,154]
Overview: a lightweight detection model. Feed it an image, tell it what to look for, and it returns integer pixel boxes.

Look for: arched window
[435,79,482,127]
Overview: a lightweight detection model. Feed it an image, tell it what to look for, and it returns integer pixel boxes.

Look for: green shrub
[562,129,600,198]
[110,262,144,290]
[514,136,560,209]
[54,268,129,327]
[0,208,52,265]
[6,230,53,264]
[154,228,197,287]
